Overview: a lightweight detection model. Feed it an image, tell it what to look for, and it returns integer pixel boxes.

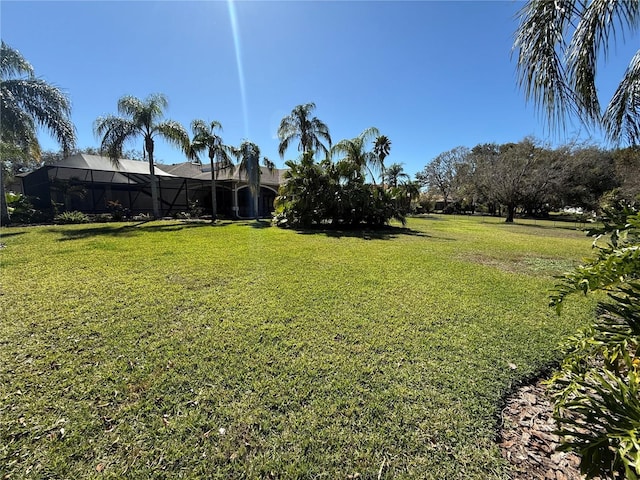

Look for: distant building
[18,154,285,218]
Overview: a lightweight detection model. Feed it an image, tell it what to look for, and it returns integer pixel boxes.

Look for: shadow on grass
[295,225,435,240]
[0,231,26,238]
[498,220,589,234]
[412,214,446,221]
[48,220,213,241]
[226,219,272,229]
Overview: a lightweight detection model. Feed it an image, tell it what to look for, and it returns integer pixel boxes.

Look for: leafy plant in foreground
[5,192,50,224]
[550,202,640,479]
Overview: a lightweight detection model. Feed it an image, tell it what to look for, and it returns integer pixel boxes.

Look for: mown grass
[0,216,597,479]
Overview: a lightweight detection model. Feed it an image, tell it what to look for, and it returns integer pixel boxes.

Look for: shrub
[91,213,113,223]
[274,153,407,228]
[107,200,129,221]
[550,202,640,479]
[6,193,51,224]
[54,211,90,224]
[188,200,203,218]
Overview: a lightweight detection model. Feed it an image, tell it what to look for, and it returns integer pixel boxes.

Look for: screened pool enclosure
[19,154,283,218]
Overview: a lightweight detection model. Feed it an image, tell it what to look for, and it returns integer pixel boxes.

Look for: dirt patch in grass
[462,253,578,277]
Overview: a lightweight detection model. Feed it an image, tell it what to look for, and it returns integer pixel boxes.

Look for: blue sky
[2,1,638,177]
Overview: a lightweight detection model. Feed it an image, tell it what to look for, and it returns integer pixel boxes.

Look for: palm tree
[331,127,381,183]
[384,162,409,188]
[514,0,640,144]
[1,41,76,224]
[278,103,332,159]
[186,120,234,221]
[233,141,275,219]
[373,135,392,185]
[94,94,189,218]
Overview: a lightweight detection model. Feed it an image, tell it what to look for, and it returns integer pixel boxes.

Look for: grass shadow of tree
[49,220,213,241]
[499,221,588,237]
[0,231,26,239]
[232,219,272,229]
[295,225,434,240]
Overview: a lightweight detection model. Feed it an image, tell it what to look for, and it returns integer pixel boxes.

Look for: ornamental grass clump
[53,210,90,224]
[550,201,640,479]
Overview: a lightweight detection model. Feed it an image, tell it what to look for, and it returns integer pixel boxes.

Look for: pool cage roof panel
[51,154,177,177]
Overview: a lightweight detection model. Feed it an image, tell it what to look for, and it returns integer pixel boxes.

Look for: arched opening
[236,185,277,218]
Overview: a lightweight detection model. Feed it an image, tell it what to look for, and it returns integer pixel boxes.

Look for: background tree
[1,41,76,224]
[233,141,275,219]
[514,0,640,144]
[517,146,564,216]
[416,146,469,210]
[278,103,332,159]
[554,145,618,212]
[472,139,540,223]
[186,120,234,221]
[613,146,640,201]
[384,162,409,189]
[94,94,189,218]
[373,135,392,185]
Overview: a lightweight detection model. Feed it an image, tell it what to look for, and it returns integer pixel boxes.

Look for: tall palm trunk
[0,167,9,225]
[210,152,217,222]
[146,136,161,218]
[253,187,259,219]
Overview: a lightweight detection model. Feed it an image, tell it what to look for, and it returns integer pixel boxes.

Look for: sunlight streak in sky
[227,0,250,139]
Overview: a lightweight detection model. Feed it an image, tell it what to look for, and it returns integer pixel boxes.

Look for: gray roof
[49,154,176,176]
[23,154,287,185]
[161,162,210,180]
[164,162,287,186]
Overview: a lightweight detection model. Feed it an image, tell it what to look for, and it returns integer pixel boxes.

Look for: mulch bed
[498,378,594,480]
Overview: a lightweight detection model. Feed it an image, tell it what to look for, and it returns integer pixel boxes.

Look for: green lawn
[0,216,597,479]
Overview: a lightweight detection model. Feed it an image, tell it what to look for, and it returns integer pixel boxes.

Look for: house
[18,154,286,219]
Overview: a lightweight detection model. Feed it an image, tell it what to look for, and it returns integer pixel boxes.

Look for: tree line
[417,138,640,222]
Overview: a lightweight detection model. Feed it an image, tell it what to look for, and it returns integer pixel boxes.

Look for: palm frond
[0,89,38,149]
[358,126,380,144]
[208,120,223,132]
[263,157,276,172]
[188,119,232,168]
[186,137,206,163]
[118,94,168,133]
[374,135,392,160]
[514,0,578,129]
[93,115,138,166]
[190,119,209,138]
[566,0,640,123]
[0,40,35,80]
[217,155,235,175]
[515,0,640,142]
[0,41,34,80]
[604,49,640,145]
[1,78,76,153]
[278,102,331,158]
[277,134,293,158]
[309,117,332,155]
[236,141,262,198]
[116,96,144,120]
[155,120,190,152]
